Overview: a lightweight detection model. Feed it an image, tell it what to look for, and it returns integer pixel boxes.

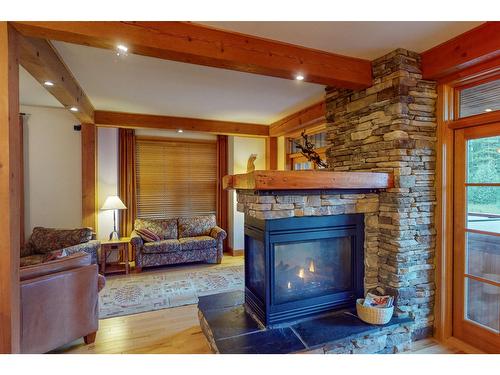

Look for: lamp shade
[101,195,127,210]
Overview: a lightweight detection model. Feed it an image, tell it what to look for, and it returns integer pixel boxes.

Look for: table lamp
[101,195,127,240]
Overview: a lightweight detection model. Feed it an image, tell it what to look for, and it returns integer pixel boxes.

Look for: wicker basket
[356,298,394,325]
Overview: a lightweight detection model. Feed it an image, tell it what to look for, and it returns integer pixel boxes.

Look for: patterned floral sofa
[131,215,227,272]
[21,227,100,267]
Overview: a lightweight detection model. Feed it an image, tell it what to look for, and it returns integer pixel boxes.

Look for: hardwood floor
[56,302,461,354]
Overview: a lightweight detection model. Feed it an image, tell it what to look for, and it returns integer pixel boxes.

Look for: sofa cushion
[179,236,217,251]
[28,227,93,254]
[178,215,216,238]
[134,218,178,240]
[135,228,161,242]
[142,239,181,254]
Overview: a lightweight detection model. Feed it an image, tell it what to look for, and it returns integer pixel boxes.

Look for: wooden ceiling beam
[270,101,326,137]
[422,22,500,81]
[95,110,269,137]
[11,21,373,89]
[18,35,94,123]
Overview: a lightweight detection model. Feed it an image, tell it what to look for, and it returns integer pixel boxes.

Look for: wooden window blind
[135,138,217,219]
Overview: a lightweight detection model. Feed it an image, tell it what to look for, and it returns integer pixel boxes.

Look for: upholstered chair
[20,252,106,353]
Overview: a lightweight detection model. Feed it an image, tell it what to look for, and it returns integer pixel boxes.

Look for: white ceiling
[19,66,63,108]
[51,41,325,124]
[201,21,484,60]
[19,21,483,124]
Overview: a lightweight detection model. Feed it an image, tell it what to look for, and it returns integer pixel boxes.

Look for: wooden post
[81,123,97,231]
[216,135,228,251]
[266,137,278,170]
[0,22,21,354]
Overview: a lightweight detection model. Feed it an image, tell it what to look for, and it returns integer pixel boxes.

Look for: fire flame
[298,268,305,279]
[287,281,291,289]
[309,260,315,273]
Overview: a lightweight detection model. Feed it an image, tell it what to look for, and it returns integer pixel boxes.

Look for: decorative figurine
[290,131,329,169]
[247,153,258,172]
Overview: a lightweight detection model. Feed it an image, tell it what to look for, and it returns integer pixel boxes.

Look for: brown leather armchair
[20,253,105,353]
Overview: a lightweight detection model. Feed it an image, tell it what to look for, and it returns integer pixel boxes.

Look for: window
[287,130,328,170]
[459,78,500,118]
[135,138,217,219]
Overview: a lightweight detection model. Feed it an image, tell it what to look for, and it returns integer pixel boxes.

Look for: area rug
[99,263,244,319]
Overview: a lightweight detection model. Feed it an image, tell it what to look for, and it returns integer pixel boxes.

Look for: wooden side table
[100,237,131,275]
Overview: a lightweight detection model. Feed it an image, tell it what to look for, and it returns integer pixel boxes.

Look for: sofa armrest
[61,240,100,264]
[210,226,227,241]
[130,231,144,247]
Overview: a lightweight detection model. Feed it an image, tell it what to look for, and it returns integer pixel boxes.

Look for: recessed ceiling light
[295,74,305,81]
[177,129,184,133]
[43,81,54,87]
[69,107,78,112]
[117,44,128,52]
[485,108,493,112]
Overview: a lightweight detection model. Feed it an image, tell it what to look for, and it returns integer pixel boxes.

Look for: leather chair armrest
[210,226,227,241]
[20,253,91,282]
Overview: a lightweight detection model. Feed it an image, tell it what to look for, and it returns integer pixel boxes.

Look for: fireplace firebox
[244,214,365,327]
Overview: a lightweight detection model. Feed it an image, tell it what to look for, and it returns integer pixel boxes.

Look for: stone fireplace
[198,48,436,354]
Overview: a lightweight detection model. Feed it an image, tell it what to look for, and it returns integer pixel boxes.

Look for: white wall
[22,105,82,238]
[227,136,266,250]
[97,128,119,240]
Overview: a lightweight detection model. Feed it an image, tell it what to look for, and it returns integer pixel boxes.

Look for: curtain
[118,129,137,239]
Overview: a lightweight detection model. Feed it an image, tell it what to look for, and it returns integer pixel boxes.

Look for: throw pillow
[136,228,161,242]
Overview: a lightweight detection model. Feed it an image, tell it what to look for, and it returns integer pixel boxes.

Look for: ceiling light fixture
[69,107,79,112]
[177,129,184,133]
[295,74,305,81]
[116,44,129,57]
[43,81,54,87]
[485,108,493,112]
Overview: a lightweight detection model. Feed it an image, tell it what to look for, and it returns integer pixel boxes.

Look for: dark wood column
[0,22,21,354]
[216,135,229,251]
[266,136,278,170]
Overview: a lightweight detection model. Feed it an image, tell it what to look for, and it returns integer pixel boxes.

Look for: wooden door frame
[435,70,500,349]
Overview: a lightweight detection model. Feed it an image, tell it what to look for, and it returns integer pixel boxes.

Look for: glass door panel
[454,124,500,352]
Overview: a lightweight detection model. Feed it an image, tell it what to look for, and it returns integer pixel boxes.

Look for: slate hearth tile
[216,327,306,354]
[291,312,380,348]
[198,291,244,312]
[202,305,261,340]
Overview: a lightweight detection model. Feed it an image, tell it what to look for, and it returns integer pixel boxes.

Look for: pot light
[485,108,493,112]
[177,129,184,133]
[116,44,129,57]
[43,81,54,87]
[295,74,305,81]
[69,107,79,112]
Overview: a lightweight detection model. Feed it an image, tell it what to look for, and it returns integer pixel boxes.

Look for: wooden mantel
[223,170,393,191]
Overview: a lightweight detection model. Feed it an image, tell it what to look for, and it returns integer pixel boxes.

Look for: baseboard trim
[443,336,486,354]
[226,247,244,257]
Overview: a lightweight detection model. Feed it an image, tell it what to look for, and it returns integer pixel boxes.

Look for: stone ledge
[198,291,413,354]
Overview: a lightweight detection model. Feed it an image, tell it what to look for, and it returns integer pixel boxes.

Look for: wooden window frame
[435,63,500,351]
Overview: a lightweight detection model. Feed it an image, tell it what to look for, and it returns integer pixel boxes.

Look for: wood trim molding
[18,36,94,123]
[95,110,269,137]
[270,101,326,137]
[0,22,21,354]
[81,123,97,231]
[434,83,455,342]
[422,22,500,80]
[11,21,372,89]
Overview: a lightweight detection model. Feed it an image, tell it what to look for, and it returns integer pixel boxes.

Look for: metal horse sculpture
[291,131,329,169]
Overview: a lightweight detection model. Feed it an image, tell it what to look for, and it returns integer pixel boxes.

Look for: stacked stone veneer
[325,48,437,339]
[236,48,437,344]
